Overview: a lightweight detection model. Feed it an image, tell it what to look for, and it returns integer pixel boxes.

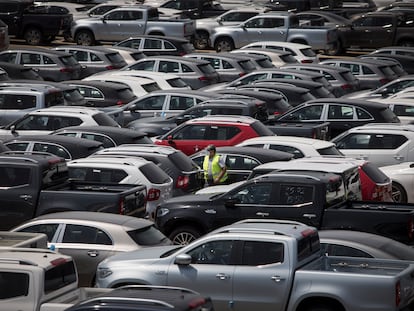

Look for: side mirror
[216,17,223,25]
[224,198,239,208]
[174,254,192,265]
[10,125,16,134]
[167,135,174,143]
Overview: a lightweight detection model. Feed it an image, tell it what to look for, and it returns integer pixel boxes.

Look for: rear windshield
[280,54,298,64]
[256,58,274,68]
[379,65,396,77]
[142,82,161,93]
[317,146,343,156]
[131,52,145,61]
[92,113,121,126]
[198,63,216,74]
[167,77,188,88]
[380,107,400,123]
[127,225,169,246]
[250,121,275,136]
[361,162,390,184]
[238,60,256,71]
[300,48,316,57]
[182,42,195,53]
[63,89,84,104]
[340,71,358,83]
[117,88,137,101]
[315,85,333,97]
[59,55,78,66]
[390,64,405,76]
[169,151,201,171]
[106,53,125,63]
[139,162,171,184]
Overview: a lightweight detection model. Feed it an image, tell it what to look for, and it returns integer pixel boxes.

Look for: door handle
[216,273,230,280]
[87,250,99,257]
[394,155,404,161]
[19,194,32,200]
[271,275,285,282]
[256,212,269,217]
[303,213,316,219]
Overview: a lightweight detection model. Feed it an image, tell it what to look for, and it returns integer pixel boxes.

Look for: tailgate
[121,184,147,218]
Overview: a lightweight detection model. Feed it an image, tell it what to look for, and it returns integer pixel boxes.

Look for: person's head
[206,144,216,158]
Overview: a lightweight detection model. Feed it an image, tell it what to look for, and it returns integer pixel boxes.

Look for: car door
[98,10,145,41]
[350,15,394,48]
[166,239,236,311]
[56,224,115,286]
[225,154,261,183]
[166,123,209,155]
[133,94,167,118]
[241,17,287,45]
[232,240,292,311]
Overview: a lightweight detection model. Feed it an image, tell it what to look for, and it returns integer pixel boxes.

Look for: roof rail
[233,219,307,226]
[80,297,174,308]
[2,151,55,157]
[0,155,40,163]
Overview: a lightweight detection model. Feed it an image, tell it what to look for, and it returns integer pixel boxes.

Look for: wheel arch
[296,296,346,311]
[163,217,208,237]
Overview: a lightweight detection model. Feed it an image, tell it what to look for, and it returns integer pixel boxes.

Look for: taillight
[147,188,161,201]
[60,67,73,73]
[116,100,125,106]
[273,111,280,116]
[106,65,115,70]
[176,175,189,189]
[301,59,313,63]
[118,198,125,214]
[239,72,246,77]
[408,218,414,240]
[341,84,352,90]
[198,76,208,81]
[188,298,206,309]
[380,78,390,85]
[396,281,401,307]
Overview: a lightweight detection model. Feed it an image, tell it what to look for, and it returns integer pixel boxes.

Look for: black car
[191,146,293,183]
[360,53,414,75]
[93,144,204,197]
[277,98,400,139]
[62,80,137,107]
[52,126,152,148]
[115,35,195,56]
[3,135,104,160]
[65,285,214,311]
[0,62,43,80]
[126,97,270,137]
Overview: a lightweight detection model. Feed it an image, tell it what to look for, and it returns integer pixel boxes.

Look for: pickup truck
[96,218,414,311]
[346,11,414,50]
[0,0,73,45]
[70,6,195,46]
[154,171,414,246]
[0,154,147,230]
[209,11,339,53]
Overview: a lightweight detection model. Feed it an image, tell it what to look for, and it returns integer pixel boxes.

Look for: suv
[65,286,214,311]
[93,144,204,197]
[0,84,65,126]
[0,106,120,137]
[153,115,275,155]
[331,123,414,167]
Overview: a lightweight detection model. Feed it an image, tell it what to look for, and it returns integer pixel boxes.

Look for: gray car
[0,48,82,82]
[11,211,171,287]
[124,56,220,89]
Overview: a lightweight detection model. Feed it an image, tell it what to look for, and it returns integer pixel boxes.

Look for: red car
[154,115,274,155]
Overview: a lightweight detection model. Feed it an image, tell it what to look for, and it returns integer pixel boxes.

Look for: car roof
[63,80,133,91]
[70,155,151,167]
[185,115,257,124]
[98,144,179,155]
[348,123,414,132]
[0,47,72,57]
[135,56,210,64]
[239,135,335,147]
[305,98,390,109]
[244,41,312,49]
[253,158,357,173]
[31,106,102,116]
[4,134,104,148]
[54,45,123,54]
[53,126,148,140]
[118,35,191,43]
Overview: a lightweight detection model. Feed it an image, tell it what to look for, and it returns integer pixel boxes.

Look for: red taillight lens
[239,72,246,77]
[116,100,125,106]
[273,111,280,116]
[176,175,189,189]
[119,199,125,214]
[188,298,206,309]
[60,67,73,73]
[301,59,313,63]
[380,78,390,85]
[106,65,115,70]
[198,76,208,81]
[341,84,352,90]
[408,219,414,240]
[147,188,161,201]
[396,281,401,307]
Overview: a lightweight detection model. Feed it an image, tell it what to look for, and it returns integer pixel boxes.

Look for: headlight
[156,207,170,217]
[97,267,113,279]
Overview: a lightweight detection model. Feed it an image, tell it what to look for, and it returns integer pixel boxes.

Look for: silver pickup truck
[96,219,414,311]
[210,11,339,54]
[70,6,195,46]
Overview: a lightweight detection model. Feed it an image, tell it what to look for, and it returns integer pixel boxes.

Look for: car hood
[195,181,243,195]
[162,193,219,206]
[380,162,414,175]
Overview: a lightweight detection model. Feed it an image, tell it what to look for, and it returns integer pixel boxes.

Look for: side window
[269,145,304,159]
[241,241,284,265]
[20,53,41,65]
[0,272,29,299]
[71,50,88,62]
[368,134,408,149]
[135,95,165,110]
[89,53,101,62]
[0,167,31,187]
[172,124,206,140]
[361,66,374,75]
[207,125,240,140]
[144,39,162,49]
[169,96,194,110]
[187,240,234,265]
[322,243,373,258]
[335,133,370,149]
[80,133,115,148]
[222,60,233,69]
[230,183,272,204]
[0,52,17,63]
[181,64,193,73]
[279,184,314,205]
[394,105,414,117]
[4,142,29,151]
[327,105,354,120]
[226,156,259,170]
[283,105,323,121]
[63,224,112,245]
[356,107,373,120]
[43,56,56,65]
[121,38,141,49]
[163,41,175,50]
[159,61,179,73]
[130,61,155,71]
[33,143,71,160]
[18,223,60,241]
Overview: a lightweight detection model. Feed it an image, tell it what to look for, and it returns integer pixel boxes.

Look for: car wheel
[24,28,43,45]
[325,40,342,56]
[169,226,202,245]
[194,31,209,50]
[392,182,407,203]
[214,37,234,52]
[75,30,95,46]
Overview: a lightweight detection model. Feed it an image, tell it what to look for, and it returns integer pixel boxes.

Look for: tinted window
[368,134,407,149]
[33,143,71,160]
[207,125,241,140]
[63,224,112,245]
[255,58,274,68]
[92,113,120,126]
[198,63,216,74]
[188,240,234,265]
[139,162,171,184]
[0,272,29,299]
[106,53,124,63]
[241,241,284,265]
[167,77,188,88]
[44,260,77,294]
[127,225,169,246]
[250,120,274,136]
[379,107,399,122]
[269,145,304,158]
[322,243,372,258]
[0,167,30,187]
[19,223,59,241]
[69,167,128,183]
[379,65,395,77]
[169,151,200,171]
[361,162,390,184]
[279,184,314,205]
[80,133,115,148]
[230,183,272,204]
[135,95,165,110]
[60,55,78,66]
[0,94,36,109]
[297,230,320,262]
[317,146,343,156]
[226,155,259,170]
[300,48,316,57]
[142,82,161,93]
[238,60,256,71]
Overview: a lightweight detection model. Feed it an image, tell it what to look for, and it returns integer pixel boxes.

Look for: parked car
[320,58,399,90]
[319,229,414,260]
[106,46,146,65]
[184,52,257,82]
[123,56,219,89]
[93,144,204,197]
[191,146,293,183]
[3,134,104,160]
[62,80,137,107]
[380,161,414,203]
[0,48,82,81]
[0,62,43,80]
[153,115,275,155]
[0,106,120,138]
[331,123,414,167]
[126,97,270,137]
[379,98,414,124]
[115,35,195,56]
[240,40,319,63]
[53,45,127,78]
[360,52,414,75]
[11,211,171,286]
[230,48,299,67]
[70,155,174,217]
[236,135,343,159]
[371,46,414,58]
[52,125,153,148]
[276,98,400,139]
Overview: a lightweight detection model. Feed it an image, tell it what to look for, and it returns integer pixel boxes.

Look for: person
[203,144,228,186]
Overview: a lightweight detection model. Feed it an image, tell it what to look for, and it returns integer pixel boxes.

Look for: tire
[214,37,234,52]
[325,40,342,56]
[392,182,407,203]
[75,30,95,46]
[24,28,43,45]
[169,226,202,245]
[194,31,209,50]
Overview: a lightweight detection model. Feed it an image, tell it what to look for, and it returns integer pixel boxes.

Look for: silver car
[11,211,171,286]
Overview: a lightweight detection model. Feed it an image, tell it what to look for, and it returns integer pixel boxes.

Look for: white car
[0,106,120,138]
[374,98,414,124]
[68,156,173,218]
[240,41,319,63]
[331,123,414,167]
[379,162,414,203]
[236,136,343,159]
